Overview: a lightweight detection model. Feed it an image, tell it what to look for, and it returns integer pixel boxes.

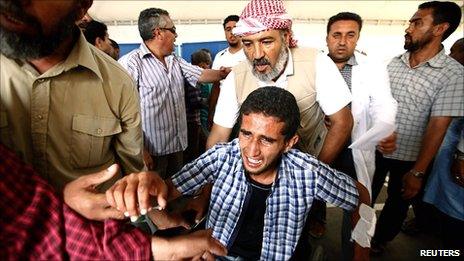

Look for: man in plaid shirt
[108,87,371,260]
[370,1,463,255]
[0,143,227,260]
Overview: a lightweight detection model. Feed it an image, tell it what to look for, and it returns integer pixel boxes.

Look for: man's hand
[451,156,464,187]
[63,164,124,220]
[106,171,168,220]
[353,244,369,261]
[377,132,397,155]
[219,66,232,80]
[151,229,227,260]
[148,209,190,230]
[401,171,423,200]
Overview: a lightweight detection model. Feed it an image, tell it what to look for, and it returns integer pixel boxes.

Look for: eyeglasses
[159,26,177,35]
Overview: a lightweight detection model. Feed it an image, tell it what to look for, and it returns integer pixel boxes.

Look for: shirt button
[96,128,103,134]
[37,79,45,83]
[37,115,43,120]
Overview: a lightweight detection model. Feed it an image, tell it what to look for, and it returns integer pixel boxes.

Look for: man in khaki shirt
[0,0,143,211]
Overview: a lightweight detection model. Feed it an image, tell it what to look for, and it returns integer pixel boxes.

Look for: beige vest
[233,47,327,157]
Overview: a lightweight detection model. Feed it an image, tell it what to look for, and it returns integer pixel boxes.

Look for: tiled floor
[307,185,443,261]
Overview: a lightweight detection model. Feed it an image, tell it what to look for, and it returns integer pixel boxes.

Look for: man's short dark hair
[239,87,300,141]
[138,8,170,41]
[223,15,240,29]
[83,20,108,46]
[191,49,212,66]
[418,1,462,41]
[327,12,363,34]
[110,39,119,49]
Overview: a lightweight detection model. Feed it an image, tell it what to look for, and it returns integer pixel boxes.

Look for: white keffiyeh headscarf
[233,0,297,47]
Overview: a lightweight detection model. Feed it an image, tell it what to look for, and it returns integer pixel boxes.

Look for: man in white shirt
[208,15,247,129]
[212,15,247,70]
[325,12,397,260]
[207,0,353,166]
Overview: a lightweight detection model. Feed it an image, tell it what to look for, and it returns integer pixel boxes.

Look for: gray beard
[252,46,289,82]
[0,2,76,60]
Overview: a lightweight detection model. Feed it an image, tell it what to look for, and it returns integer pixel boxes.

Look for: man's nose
[339,36,347,46]
[247,139,261,157]
[253,43,265,60]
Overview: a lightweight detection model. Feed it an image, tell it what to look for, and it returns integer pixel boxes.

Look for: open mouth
[246,157,263,168]
[254,64,269,72]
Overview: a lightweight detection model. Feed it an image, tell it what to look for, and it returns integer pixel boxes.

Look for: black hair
[327,12,363,34]
[191,49,212,66]
[239,87,300,141]
[223,15,240,29]
[109,39,119,49]
[83,20,108,45]
[138,8,170,41]
[418,1,462,41]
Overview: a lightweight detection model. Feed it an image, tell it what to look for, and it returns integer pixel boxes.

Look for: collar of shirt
[257,48,293,87]
[17,29,103,81]
[60,29,103,81]
[139,42,152,58]
[138,41,174,72]
[345,55,358,67]
[399,46,447,69]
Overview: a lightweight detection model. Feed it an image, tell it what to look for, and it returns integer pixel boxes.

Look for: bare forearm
[206,124,232,149]
[413,116,452,172]
[318,107,353,164]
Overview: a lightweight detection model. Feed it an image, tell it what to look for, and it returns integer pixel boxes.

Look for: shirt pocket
[71,114,122,169]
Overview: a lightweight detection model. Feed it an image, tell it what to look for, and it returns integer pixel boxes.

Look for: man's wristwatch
[131,214,159,235]
[409,169,425,178]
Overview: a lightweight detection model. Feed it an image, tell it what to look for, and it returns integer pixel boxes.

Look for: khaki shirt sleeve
[115,79,144,174]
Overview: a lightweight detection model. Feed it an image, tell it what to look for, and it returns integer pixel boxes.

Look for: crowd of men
[0,0,463,260]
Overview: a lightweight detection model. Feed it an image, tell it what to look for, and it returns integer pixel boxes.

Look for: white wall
[108,22,463,62]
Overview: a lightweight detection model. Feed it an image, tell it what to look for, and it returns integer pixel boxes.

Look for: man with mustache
[325,12,398,260]
[370,1,463,255]
[206,0,353,243]
[207,0,352,165]
[0,0,227,259]
[0,0,144,220]
[119,8,230,179]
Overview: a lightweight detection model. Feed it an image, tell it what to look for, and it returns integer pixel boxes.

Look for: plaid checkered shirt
[0,144,151,260]
[172,139,359,260]
[386,48,464,161]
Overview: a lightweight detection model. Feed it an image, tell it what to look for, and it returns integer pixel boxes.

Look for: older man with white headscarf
[207,0,353,166]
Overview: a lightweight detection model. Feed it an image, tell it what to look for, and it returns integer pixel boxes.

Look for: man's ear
[284,134,299,153]
[95,37,103,48]
[75,0,93,21]
[283,30,291,47]
[433,22,449,38]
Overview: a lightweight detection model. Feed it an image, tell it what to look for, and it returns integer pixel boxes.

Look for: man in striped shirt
[119,8,230,179]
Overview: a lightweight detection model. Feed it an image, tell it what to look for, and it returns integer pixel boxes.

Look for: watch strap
[409,169,425,178]
[131,214,159,235]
